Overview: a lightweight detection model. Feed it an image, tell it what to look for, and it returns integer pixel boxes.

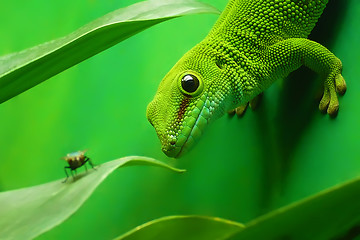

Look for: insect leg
[63,166,71,183]
[86,157,96,170]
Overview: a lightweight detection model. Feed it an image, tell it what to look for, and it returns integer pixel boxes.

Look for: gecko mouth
[175,124,197,158]
[175,116,203,158]
[164,96,210,158]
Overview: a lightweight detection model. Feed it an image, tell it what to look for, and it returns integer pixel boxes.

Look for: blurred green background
[0,0,359,239]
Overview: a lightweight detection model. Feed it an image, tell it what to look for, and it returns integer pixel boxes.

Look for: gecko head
[147,44,237,158]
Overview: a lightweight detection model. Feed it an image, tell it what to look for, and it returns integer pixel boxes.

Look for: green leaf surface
[0,156,185,240]
[115,215,245,240]
[114,176,360,240]
[0,0,219,103]
[230,176,360,240]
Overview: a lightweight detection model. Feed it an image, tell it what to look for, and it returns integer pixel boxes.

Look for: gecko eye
[178,72,203,97]
[181,74,199,93]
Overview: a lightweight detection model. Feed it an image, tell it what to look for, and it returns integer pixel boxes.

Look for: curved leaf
[0,156,185,240]
[115,215,244,240]
[230,176,360,240]
[0,0,220,103]
[115,176,360,240]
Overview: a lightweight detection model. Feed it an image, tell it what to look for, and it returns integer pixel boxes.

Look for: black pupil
[181,74,199,93]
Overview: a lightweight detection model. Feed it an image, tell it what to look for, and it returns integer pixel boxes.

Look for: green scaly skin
[147,0,347,158]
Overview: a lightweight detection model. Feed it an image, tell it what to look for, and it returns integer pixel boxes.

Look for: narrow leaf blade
[116,215,245,240]
[0,156,184,240]
[0,0,220,103]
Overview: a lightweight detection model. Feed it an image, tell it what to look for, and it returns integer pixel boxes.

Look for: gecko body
[147,0,346,157]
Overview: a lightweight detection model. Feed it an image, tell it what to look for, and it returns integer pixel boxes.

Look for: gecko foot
[228,94,263,117]
[319,63,347,117]
[228,103,248,117]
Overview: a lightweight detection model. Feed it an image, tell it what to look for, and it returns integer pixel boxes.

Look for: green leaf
[0,156,185,240]
[230,176,360,240]
[114,176,360,240]
[0,0,219,104]
[115,215,245,240]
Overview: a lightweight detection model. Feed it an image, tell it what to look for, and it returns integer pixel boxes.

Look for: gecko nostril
[170,140,176,146]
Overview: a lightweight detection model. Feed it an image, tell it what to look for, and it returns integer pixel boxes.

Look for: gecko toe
[335,74,347,95]
[249,93,263,110]
[319,89,330,113]
[235,103,248,117]
[327,102,339,117]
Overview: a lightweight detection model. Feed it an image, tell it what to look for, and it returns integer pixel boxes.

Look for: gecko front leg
[266,38,346,116]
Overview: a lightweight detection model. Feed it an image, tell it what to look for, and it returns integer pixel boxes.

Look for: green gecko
[147,0,347,158]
